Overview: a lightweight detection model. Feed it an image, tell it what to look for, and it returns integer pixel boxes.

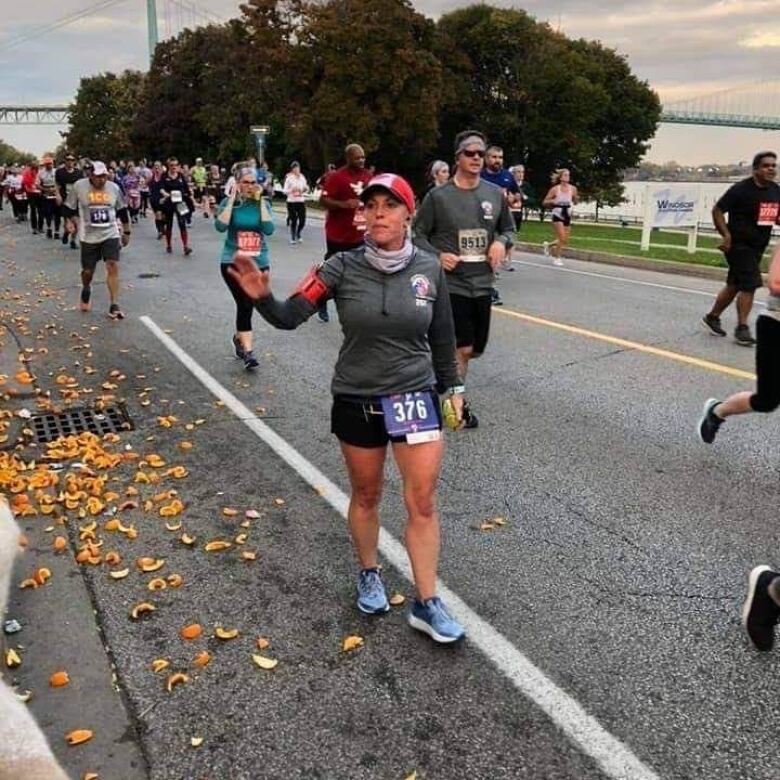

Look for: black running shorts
[725,244,763,292]
[331,396,442,449]
[449,293,492,356]
[81,238,120,271]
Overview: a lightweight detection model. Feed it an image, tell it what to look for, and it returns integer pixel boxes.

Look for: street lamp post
[250,125,270,166]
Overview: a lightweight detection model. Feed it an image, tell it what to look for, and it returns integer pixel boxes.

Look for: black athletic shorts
[725,244,763,292]
[552,209,572,227]
[331,394,442,449]
[193,186,205,201]
[450,293,492,355]
[81,238,120,271]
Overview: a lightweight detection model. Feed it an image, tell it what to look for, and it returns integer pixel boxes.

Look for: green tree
[132,22,265,163]
[66,71,145,160]
[290,0,444,181]
[0,139,36,164]
[435,5,659,198]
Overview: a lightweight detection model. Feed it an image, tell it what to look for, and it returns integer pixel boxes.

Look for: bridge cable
[0,0,129,57]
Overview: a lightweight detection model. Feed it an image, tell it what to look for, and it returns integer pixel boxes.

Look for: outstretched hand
[227,251,271,301]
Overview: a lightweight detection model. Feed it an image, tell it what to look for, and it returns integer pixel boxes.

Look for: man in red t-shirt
[316,143,372,322]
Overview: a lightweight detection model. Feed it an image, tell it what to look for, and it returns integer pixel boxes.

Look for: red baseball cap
[360,173,415,213]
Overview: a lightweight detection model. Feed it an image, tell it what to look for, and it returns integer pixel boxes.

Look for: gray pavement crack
[555,499,646,554]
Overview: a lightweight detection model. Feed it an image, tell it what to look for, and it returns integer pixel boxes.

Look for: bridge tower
[146,0,159,65]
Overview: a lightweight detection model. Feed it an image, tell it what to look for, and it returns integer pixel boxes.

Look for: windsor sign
[641,183,702,253]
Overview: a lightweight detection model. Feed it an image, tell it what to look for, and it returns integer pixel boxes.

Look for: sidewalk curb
[515,242,736,282]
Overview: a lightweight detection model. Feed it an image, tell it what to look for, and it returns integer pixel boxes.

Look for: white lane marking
[140,314,661,780]
[513,257,768,307]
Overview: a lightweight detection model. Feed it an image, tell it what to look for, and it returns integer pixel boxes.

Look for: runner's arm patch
[292,266,329,306]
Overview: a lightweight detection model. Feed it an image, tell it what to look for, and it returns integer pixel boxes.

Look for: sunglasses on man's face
[461,149,485,159]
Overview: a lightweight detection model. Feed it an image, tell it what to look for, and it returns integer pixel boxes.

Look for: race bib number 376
[380,391,440,444]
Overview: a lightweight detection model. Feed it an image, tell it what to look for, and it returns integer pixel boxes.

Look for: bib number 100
[393,398,429,423]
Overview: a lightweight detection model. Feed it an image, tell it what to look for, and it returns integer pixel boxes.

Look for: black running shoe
[243,351,259,371]
[232,335,245,360]
[46,229,52,239]
[53,231,60,240]
[70,239,77,250]
[742,566,780,651]
[183,246,193,256]
[108,303,125,320]
[60,232,68,245]
[166,245,172,254]
[462,402,479,429]
[491,289,503,306]
[697,398,723,444]
[701,313,726,336]
[734,324,756,347]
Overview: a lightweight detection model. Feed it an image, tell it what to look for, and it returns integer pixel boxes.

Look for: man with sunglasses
[66,161,131,320]
[413,131,515,428]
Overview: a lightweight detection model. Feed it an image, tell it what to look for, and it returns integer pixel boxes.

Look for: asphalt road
[1,204,779,780]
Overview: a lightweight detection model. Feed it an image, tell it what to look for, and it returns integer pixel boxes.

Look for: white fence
[578,180,733,225]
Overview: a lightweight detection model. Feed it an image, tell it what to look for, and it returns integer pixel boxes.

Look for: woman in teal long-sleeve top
[215,164,275,370]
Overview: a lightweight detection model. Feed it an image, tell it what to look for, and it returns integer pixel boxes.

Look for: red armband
[293,266,330,306]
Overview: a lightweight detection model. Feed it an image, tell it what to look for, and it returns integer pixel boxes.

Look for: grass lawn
[517,220,778,271]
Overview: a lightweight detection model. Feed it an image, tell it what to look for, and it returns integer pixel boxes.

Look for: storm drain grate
[30,405,133,444]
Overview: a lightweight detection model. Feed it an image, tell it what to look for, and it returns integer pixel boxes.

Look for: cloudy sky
[1,0,778,164]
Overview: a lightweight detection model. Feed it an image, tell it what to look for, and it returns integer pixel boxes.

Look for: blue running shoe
[232,335,245,360]
[408,596,465,643]
[356,568,389,614]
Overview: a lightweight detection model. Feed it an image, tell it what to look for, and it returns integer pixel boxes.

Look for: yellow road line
[495,307,756,381]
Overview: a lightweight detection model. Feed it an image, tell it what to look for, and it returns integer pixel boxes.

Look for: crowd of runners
[1,139,780,650]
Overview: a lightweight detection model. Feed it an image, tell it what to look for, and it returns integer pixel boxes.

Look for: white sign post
[640,184,702,254]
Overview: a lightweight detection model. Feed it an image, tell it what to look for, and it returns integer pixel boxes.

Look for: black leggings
[221,264,255,332]
[140,191,149,213]
[750,315,780,413]
[163,208,188,246]
[28,194,43,231]
[42,197,61,232]
[287,202,306,239]
[9,194,27,220]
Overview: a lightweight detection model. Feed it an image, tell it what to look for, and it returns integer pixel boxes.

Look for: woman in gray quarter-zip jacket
[228,173,470,644]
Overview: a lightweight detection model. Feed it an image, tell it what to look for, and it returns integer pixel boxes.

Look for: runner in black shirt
[159,157,194,256]
[56,154,83,249]
[702,151,780,346]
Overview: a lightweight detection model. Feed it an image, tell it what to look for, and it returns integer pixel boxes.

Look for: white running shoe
[542,241,549,256]
[553,257,564,267]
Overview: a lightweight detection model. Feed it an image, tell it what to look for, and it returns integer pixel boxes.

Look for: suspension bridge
[660,80,780,131]
[0,1,779,132]
[0,0,223,126]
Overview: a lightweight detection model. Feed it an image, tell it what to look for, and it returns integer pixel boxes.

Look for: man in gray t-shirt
[413,130,514,428]
[66,161,131,320]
